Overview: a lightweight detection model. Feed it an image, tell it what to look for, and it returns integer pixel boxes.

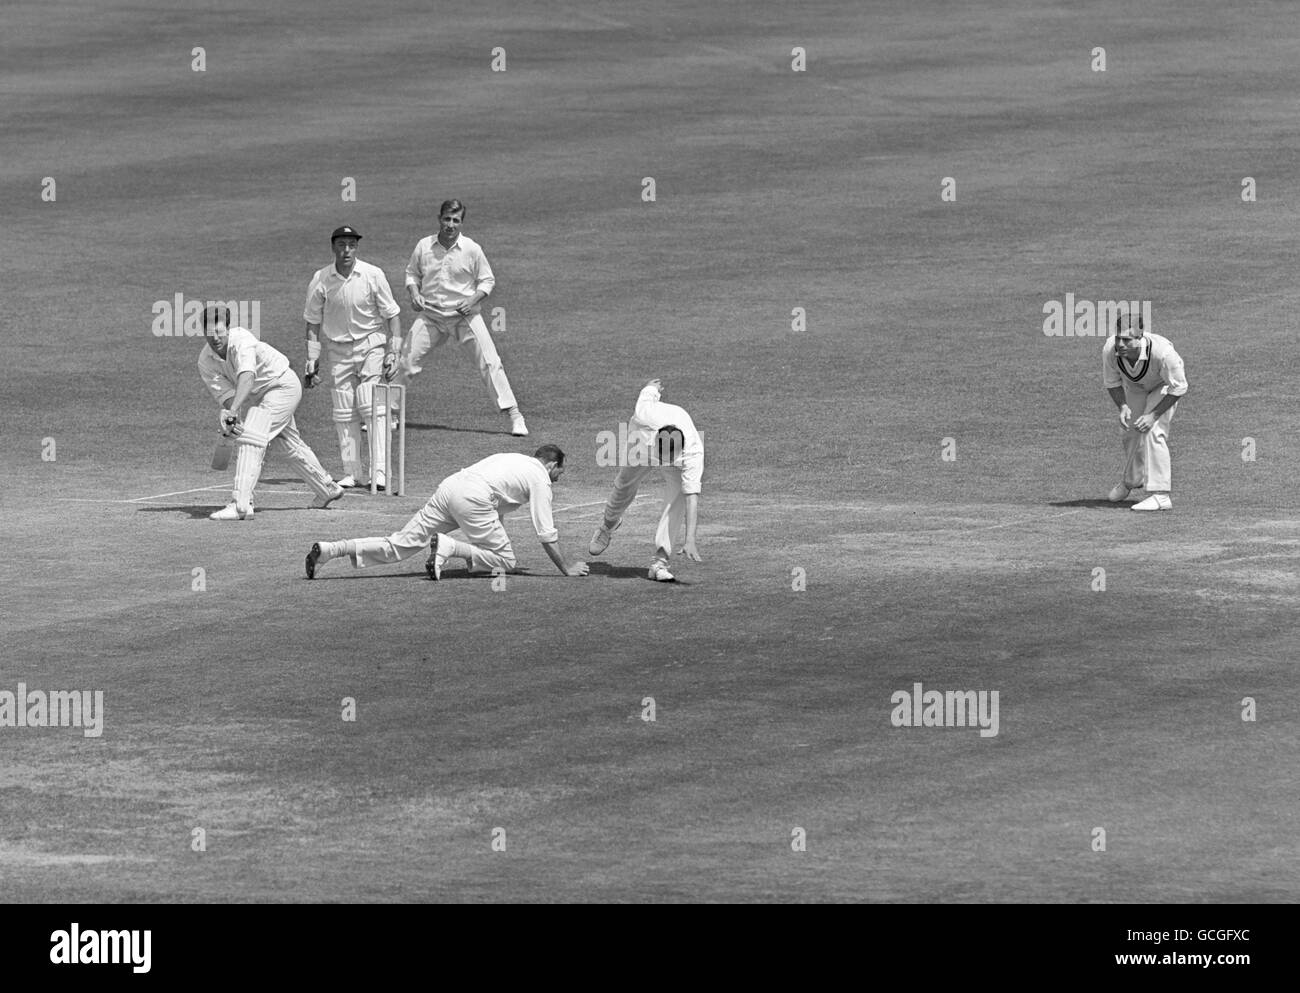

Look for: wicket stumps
[370,383,406,496]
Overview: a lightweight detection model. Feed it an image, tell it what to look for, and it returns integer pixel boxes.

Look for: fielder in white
[303,225,403,489]
[589,379,703,581]
[1102,311,1189,511]
[305,445,589,580]
[401,199,528,437]
[198,306,344,521]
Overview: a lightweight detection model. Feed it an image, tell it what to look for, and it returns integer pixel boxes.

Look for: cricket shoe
[1107,483,1133,502]
[647,560,675,582]
[337,475,360,489]
[426,533,450,581]
[1131,493,1173,512]
[589,520,620,556]
[305,542,323,579]
[509,412,529,437]
[310,483,346,509]
[210,502,253,521]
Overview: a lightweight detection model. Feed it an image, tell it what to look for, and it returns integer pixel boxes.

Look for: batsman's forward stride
[198,306,344,520]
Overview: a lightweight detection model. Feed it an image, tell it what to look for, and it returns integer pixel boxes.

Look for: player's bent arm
[541,539,589,577]
[1149,389,1185,418]
[1107,386,1128,409]
[228,370,256,417]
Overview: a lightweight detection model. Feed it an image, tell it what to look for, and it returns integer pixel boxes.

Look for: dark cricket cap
[331,225,362,241]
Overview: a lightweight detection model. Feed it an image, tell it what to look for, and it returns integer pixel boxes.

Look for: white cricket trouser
[402,312,517,410]
[602,465,688,558]
[349,471,517,573]
[233,371,336,506]
[1120,383,1177,493]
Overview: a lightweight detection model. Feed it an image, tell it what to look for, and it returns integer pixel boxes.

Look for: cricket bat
[211,435,233,470]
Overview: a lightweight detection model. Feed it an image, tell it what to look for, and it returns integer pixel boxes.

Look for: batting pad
[235,406,272,449]
[232,442,265,509]
[331,387,356,423]
[355,380,387,418]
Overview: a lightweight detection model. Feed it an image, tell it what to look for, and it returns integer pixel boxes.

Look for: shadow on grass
[588,562,655,580]
[307,568,431,582]
[1049,498,1135,509]
[405,422,512,436]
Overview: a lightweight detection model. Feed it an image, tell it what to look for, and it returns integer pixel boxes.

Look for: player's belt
[1118,353,1151,382]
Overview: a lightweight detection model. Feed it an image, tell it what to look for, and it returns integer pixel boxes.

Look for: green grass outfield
[3,0,1298,902]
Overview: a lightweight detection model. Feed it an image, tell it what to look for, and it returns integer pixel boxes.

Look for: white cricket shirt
[456,452,558,543]
[404,234,495,317]
[303,259,401,343]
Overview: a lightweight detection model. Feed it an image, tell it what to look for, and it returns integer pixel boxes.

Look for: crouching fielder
[199,306,344,520]
[589,379,703,581]
[1102,311,1189,511]
[305,445,589,580]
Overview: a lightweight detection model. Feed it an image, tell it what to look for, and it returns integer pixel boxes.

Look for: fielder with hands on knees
[305,445,589,580]
[303,225,403,489]
[1102,311,1188,512]
[589,378,704,581]
[400,199,529,437]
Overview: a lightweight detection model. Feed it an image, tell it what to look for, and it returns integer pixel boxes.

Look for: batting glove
[218,410,241,436]
[381,352,399,381]
[304,358,320,388]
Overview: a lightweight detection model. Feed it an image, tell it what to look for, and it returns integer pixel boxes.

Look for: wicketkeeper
[303,225,403,489]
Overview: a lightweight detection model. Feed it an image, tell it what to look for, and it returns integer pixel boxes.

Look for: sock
[448,537,475,561]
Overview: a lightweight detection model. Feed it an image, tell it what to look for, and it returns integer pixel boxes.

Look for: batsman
[198,306,344,520]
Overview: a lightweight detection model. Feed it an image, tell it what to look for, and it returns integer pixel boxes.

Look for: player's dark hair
[1115,310,1144,336]
[655,425,684,464]
[534,444,564,467]
[439,199,465,218]
[202,304,232,330]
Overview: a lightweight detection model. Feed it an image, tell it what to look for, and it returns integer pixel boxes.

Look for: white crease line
[128,484,230,502]
[56,485,317,504]
[554,496,646,514]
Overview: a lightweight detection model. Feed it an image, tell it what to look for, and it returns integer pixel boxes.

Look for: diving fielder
[400,200,529,437]
[303,225,403,489]
[198,306,344,520]
[1102,311,1189,511]
[305,445,589,579]
[589,379,703,581]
